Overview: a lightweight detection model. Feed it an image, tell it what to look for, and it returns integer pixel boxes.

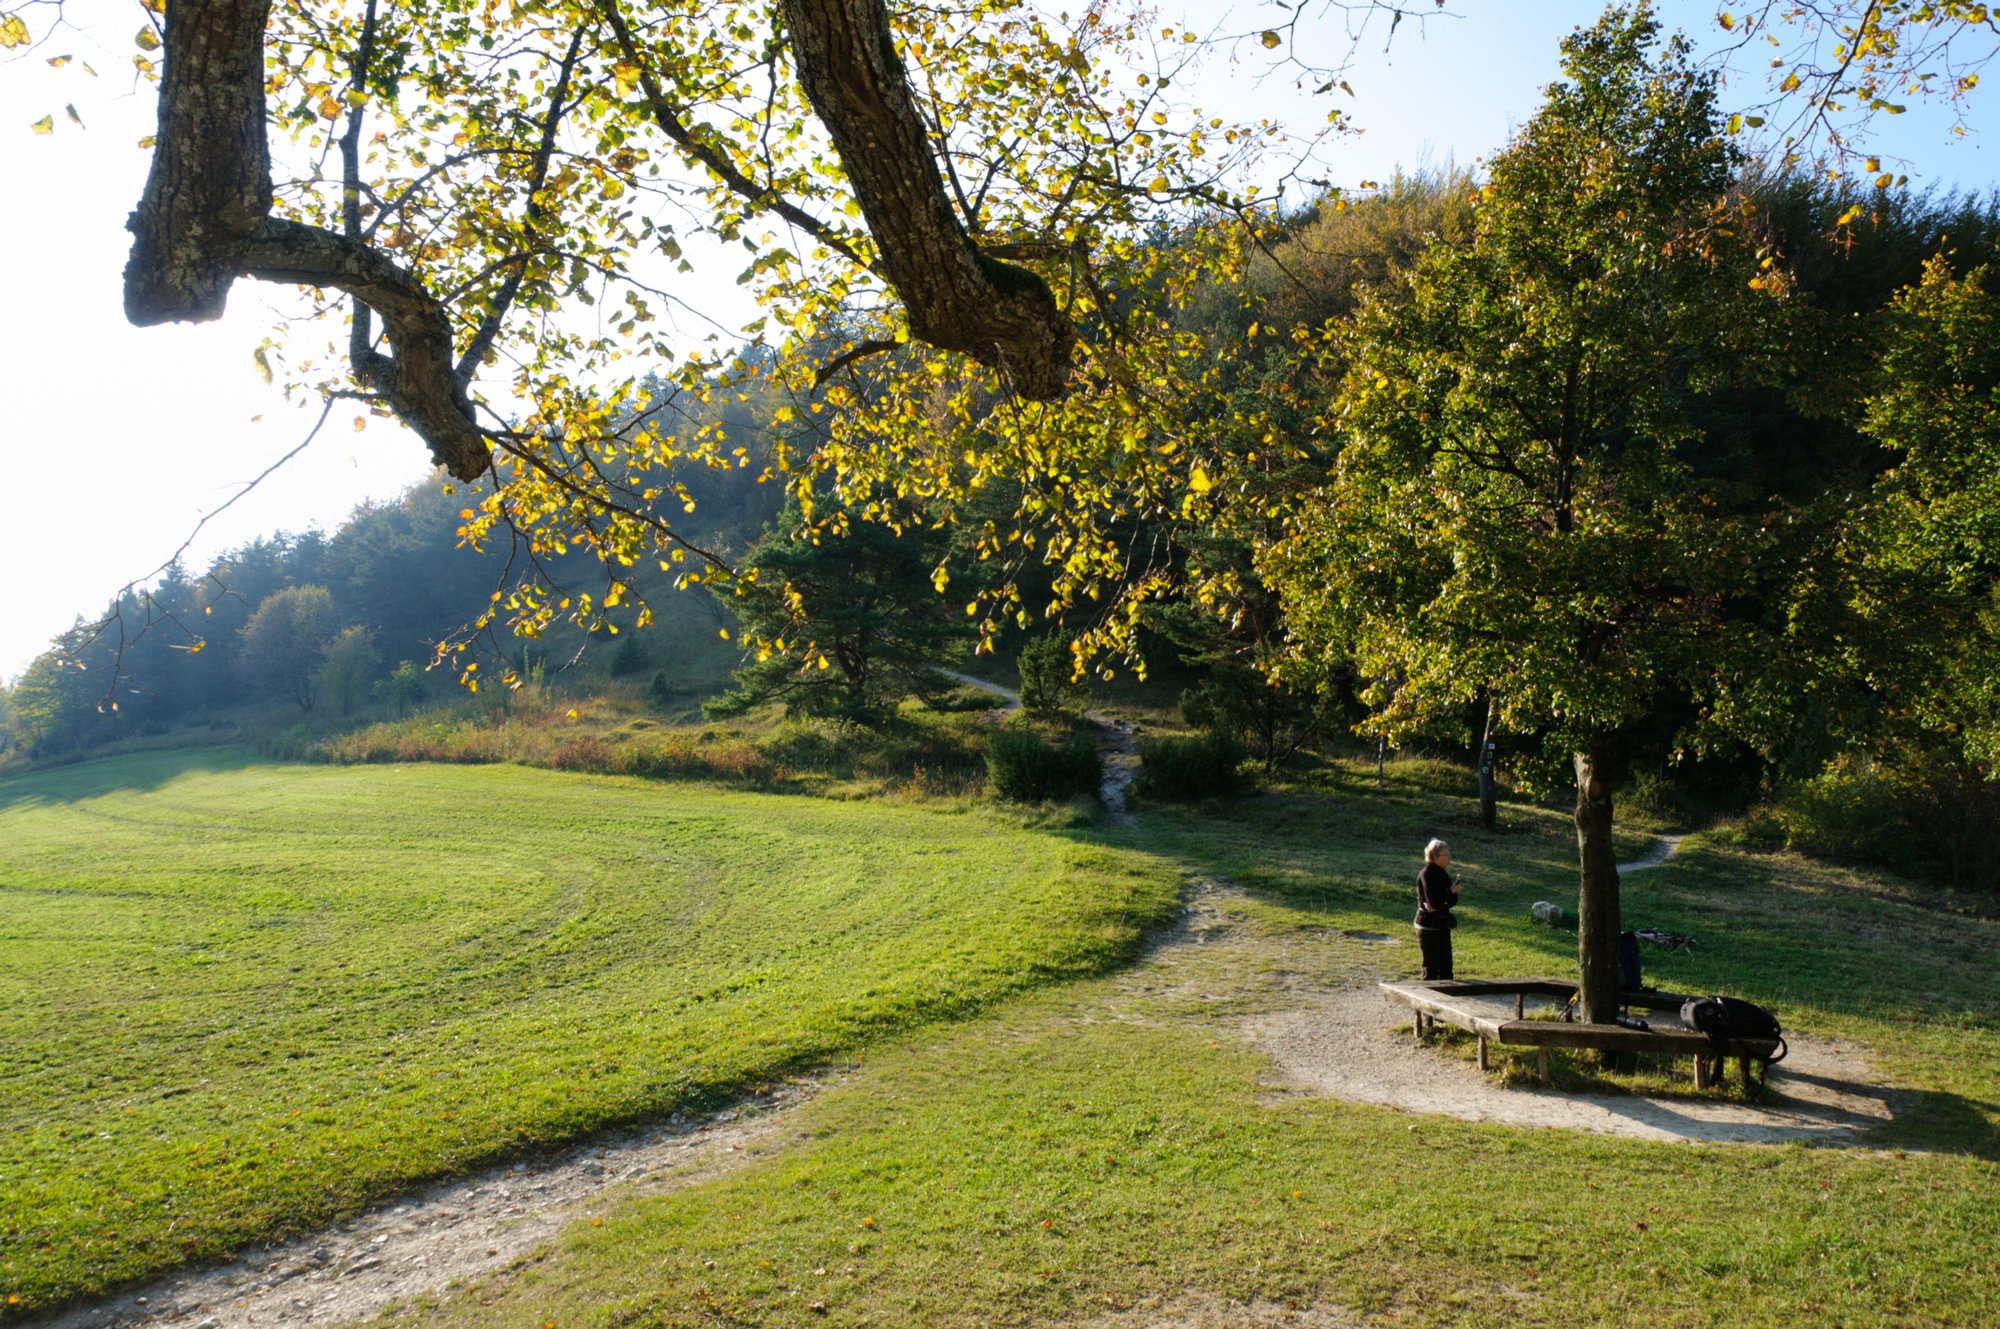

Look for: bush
[1135,731,1247,802]
[646,669,680,711]
[986,727,1102,803]
[1775,758,1913,863]
[1018,635,1088,716]
[549,736,618,772]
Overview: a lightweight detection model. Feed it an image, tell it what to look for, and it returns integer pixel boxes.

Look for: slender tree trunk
[1376,735,1387,792]
[1477,694,1498,831]
[1573,738,1623,1024]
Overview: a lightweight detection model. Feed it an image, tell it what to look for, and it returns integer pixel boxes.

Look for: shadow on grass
[0,746,269,812]
[1876,1087,2000,1161]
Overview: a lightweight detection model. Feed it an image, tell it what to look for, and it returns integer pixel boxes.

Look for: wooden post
[1477,1036,1489,1071]
[1515,992,1526,1020]
[1537,1048,1550,1085]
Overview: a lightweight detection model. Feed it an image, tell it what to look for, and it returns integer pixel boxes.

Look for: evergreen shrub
[986,728,1102,803]
[1135,731,1247,802]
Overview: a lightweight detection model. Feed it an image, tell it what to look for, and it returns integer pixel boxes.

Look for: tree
[317,624,382,718]
[238,585,339,711]
[8,0,1321,671]
[704,495,972,726]
[1266,9,1795,1022]
[1017,634,1089,718]
[1714,2,2000,164]
[1843,257,2000,764]
[374,659,428,717]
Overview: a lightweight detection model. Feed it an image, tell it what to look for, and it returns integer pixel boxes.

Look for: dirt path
[1248,985,1893,1145]
[939,669,1139,822]
[1152,880,1896,1146]
[1619,834,1687,873]
[27,1083,827,1329]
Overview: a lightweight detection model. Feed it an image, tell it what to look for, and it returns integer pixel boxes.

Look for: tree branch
[778,0,1076,399]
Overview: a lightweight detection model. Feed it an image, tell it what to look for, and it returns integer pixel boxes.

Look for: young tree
[1267,9,1794,1021]
[1017,634,1089,718]
[705,496,972,727]
[317,625,382,718]
[238,586,339,712]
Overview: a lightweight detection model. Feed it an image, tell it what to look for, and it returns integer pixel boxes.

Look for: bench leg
[1741,1056,1753,1093]
[1477,1036,1488,1071]
[1537,1048,1550,1085]
[1693,1055,1708,1090]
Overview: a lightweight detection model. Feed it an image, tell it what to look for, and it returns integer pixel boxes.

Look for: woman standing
[1414,838,1464,980]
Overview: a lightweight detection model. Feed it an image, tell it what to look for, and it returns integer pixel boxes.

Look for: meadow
[368,758,2000,1329]
[3,747,1996,1326]
[0,750,1178,1312]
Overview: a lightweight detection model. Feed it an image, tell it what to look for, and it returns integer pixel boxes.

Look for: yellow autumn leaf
[30,114,53,134]
[1259,29,1280,49]
[0,14,30,47]
[1188,464,1215,495]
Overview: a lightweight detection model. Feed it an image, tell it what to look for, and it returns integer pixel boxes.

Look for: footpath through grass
[374,758,1999,1329]
[0,750,1179,1313]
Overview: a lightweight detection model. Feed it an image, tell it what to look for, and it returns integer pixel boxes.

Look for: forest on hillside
[6,15,2000,897]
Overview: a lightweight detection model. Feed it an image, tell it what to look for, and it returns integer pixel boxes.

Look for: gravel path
[1246,985,1893,1145]
[1619,834,1687,873]
[26,1083,825,1329]
[939,669,1139,822]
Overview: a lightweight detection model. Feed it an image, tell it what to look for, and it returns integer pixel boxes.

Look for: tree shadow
[0,746,267,813]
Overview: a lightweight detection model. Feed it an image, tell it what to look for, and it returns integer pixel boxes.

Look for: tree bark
[779,0,1076,398]
[125,0,1083,485]
[1573,738,1623,1024]
[124,0,490,479]
[123,0,273,324]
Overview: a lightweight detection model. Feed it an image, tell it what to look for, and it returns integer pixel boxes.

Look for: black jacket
[1415,863,1457,930]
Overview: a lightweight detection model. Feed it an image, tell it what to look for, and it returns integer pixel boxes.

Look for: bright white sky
[0,1,1993,681]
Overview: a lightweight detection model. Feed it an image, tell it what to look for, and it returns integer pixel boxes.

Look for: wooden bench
[1379,978,1779,1090]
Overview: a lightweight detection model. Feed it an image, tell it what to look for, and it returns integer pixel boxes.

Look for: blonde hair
[1424,838,1449,863]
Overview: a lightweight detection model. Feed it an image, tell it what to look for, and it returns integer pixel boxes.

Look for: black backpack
[1680,994,1788,1065]
[1617,930,1643,992]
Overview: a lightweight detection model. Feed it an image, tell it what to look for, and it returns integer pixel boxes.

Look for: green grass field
[0,750,1179,1312]
[5,747,1996,1326]
[372,757,2000,1329]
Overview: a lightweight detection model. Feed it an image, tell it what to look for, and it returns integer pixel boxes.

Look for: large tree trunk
[129,0,1081,485]
[779,0,1076,398]
[123,0,273,324]
[1573,739,1623,1024]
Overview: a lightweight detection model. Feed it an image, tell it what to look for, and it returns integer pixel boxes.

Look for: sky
[0,1,1993,682]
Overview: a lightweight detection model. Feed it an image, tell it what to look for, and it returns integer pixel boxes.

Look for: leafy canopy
[1266,6,1794,768]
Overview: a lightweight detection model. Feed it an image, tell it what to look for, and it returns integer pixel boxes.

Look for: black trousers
[1417,926,1454,981]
